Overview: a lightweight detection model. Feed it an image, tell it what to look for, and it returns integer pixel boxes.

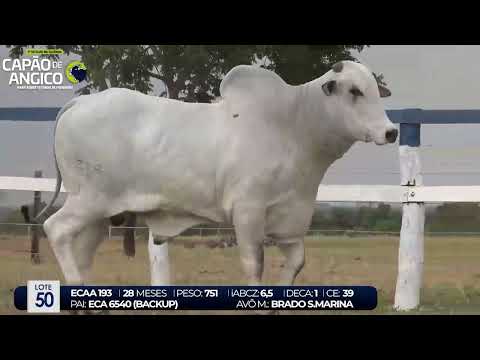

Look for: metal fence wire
[5,222,480,240]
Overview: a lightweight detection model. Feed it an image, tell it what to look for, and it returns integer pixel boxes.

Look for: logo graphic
[2,55,73,90]
[66,61,87,84]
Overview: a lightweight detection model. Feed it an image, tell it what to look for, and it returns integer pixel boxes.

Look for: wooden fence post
[31,170,42,264]
[394,123,425,310]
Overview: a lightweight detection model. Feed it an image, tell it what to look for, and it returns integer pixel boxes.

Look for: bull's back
[55,88,222,219]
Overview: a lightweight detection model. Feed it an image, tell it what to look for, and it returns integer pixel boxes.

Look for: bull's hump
[219,65,288,101]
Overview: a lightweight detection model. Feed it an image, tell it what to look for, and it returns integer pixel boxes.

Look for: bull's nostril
[386,129,398,143]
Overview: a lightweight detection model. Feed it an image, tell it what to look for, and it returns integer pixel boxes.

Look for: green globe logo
[65,61,87,84]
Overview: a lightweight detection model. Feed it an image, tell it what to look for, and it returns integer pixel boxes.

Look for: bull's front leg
[232,203,266,286]
[266,202,312,315]
[251,236,305,316]
[268,202,311,286]
[277,238,305,286]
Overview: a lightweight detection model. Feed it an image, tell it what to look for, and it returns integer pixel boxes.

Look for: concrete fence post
[394,123,425,311]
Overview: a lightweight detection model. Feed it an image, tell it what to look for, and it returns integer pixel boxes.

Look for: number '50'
[35,292,54,307]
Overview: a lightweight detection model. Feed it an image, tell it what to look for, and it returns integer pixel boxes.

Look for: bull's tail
[34,99,78,223]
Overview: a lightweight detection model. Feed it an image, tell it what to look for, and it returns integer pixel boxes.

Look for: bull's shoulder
[219,65,288,101]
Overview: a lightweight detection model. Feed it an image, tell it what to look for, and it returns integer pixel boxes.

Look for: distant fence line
[3,222,480,237]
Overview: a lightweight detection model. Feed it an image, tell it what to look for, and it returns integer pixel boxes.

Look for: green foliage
[259,45,368,85]
[426,203,480,232]
[373,218,401,232]
[311,203,402,232]
[4,208,25,223]
[6,45,260,100]
[311,202,480,233]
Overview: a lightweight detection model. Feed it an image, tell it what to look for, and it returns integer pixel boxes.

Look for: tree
[6,45,376,101]
[428,203,480,232]
[7,45,260,101]
[375,203,391,219]
[259,45,369,85]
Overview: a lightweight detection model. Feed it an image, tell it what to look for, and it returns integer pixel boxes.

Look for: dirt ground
[2,232,480,315]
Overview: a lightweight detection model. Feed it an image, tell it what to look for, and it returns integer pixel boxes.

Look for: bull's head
[321,60,397,145]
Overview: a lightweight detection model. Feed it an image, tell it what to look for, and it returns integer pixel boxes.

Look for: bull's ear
[378,84,391,98]
[322,80,336,96]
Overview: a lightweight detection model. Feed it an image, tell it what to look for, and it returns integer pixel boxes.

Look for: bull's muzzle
[385,129,398,143]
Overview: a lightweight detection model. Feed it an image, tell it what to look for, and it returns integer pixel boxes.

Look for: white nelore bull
[39,60,396,290]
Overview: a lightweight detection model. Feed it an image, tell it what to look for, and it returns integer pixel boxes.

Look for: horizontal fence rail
[0,107,61,122]
[3,108,480,124]
[0,176,66,192]
[316,185,407,203]
[5,222,480,237]
[387,109,480,124]
[3,176,480,203]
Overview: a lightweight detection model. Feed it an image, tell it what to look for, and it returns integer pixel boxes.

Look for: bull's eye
[350,88,363,97]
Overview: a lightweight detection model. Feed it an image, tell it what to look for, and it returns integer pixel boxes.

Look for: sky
[1,45,480,207]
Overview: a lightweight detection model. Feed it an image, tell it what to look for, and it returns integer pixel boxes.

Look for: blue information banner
[15,285,377,312]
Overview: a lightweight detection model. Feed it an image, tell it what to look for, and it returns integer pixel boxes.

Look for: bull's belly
[115,188,224,222]
[62,165,225,222]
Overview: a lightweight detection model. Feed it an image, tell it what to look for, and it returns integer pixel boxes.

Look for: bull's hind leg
[72,220,110,315]
[43,196,105,285]
[73,219,108,283]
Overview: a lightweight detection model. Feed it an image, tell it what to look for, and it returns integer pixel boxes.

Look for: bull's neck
[292,80,356,166]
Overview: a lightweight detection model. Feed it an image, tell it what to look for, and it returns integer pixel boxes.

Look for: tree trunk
[167,84,180,100]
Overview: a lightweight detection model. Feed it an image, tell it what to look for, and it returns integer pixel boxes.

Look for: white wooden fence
[4,177,480,311]
[2,107,480,311]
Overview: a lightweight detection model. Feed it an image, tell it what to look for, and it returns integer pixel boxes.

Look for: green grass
[2,233,480,315]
